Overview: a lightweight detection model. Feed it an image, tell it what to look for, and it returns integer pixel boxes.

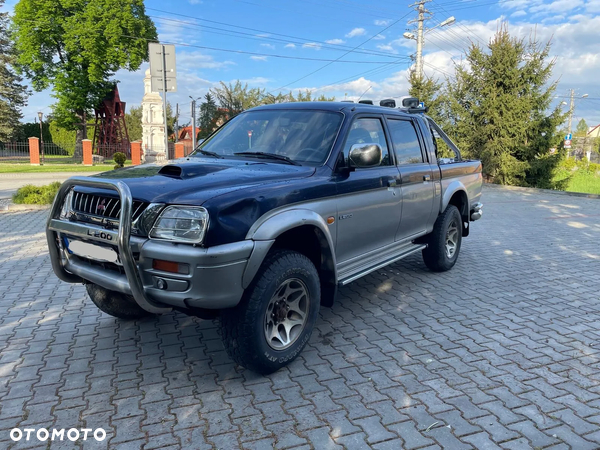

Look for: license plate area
[64,237,120,264]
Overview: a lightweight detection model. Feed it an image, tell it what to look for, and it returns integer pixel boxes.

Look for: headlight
[149,206,209,244]
[59,189,73,219]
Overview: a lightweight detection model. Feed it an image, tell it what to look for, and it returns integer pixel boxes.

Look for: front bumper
[46,177,258,313]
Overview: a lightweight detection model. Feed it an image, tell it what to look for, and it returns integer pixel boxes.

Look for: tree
[198,93,218,139]
[125,105,143,141]
[210,81,264,117]
[0,0,29,141]
[575,119,588,137]
[11,0,157,150]
[442,26,565,188]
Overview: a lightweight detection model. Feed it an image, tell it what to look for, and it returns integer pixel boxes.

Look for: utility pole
[174,103,179,143]
[405,1,454,81]
[567,89,575,135]
[190,97,197,150]
[415,1,427,80]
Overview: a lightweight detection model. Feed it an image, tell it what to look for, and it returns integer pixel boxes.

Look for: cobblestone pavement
[1,185,600,449]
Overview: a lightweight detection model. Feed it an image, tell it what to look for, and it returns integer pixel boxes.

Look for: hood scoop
[158,165,183,178]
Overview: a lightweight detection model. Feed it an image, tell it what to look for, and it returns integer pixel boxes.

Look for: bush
[113,152,127,169]
[12,182,61,205]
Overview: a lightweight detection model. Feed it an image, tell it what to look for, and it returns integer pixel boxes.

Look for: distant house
[588,124,600,139]
[175,126,199,143]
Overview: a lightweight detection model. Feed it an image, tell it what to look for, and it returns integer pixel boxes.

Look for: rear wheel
[220,249,320,374]
[86,283,152,320]
[422,205,462,272]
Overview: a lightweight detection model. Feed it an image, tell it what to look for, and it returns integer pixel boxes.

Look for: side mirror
[348,143,382,168]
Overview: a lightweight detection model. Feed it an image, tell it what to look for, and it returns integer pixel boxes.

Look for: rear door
[335,116,402,263]
[386,116,436,241]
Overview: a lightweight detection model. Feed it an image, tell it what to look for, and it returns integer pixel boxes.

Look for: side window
[387,119,424,164]
[342,118,391,167]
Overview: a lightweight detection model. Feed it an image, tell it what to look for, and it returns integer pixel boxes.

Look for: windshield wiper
[195,149,223,158]
[234,151,300,166]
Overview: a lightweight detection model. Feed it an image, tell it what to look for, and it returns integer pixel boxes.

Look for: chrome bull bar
[46,177,171,314]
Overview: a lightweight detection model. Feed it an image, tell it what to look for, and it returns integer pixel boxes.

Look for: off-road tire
[220,249,320,374]
[422,205,462,272]
[86,283,152,320]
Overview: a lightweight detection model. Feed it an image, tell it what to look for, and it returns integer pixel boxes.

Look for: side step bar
[338,243,427,286]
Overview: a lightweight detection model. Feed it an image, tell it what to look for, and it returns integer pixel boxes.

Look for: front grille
[71,191,148,221]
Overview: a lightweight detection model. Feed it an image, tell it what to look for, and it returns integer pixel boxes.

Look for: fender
[441,180,468,214]
[242,208,338,290]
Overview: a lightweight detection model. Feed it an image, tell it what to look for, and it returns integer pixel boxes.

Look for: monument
[141,68,166,162]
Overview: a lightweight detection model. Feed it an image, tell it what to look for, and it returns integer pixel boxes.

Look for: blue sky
[6,0,600,128]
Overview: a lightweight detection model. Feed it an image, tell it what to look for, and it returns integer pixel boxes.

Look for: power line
[270,10,414,92]
[149,15,410,61]
[430,0,487,47]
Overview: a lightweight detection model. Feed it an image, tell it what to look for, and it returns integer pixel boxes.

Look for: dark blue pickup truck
[47,99,483,373]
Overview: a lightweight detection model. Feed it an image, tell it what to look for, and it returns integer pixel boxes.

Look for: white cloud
[511,10,527,17]
[376,44,397,53]
[586,0,600,12]
[374,19,390,26]
[260,43,275,49]
[325,39,345,45]
[530,0,584,13]
[176,51,235,70]
[345,27,367,38]
[373,34,386,40]
[302,42,322,50]
[284,43,296,49]
[250,56,268,61]
[239,77,271,85]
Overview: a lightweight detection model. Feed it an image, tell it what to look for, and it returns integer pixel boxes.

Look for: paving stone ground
[1,185,600,449]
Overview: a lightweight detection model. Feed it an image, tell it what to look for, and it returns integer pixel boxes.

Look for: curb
[1,203,50,212]
[484,183,600,200]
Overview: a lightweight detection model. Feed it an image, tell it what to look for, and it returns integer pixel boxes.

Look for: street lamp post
[37,111,44,165]
[565,90,588,158]
[404,3,455,80]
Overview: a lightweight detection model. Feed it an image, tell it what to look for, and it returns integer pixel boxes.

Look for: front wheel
[220,250,320,374]
[422,205,462,272]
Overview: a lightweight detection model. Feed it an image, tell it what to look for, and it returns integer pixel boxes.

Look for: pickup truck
[46,99,483,374]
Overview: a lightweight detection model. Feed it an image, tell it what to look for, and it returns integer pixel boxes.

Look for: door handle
[423,174,431,182]
[388,179,397,187]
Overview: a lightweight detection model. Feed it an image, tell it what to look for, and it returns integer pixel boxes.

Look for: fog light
[156,278,167,290]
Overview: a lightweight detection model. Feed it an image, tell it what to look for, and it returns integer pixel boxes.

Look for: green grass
[564,171,600,195]
[0,164,116,173]
[554,167,600,195]
[12,182,62,205]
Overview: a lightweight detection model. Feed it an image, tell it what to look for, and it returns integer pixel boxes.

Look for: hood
[87,157,316,204]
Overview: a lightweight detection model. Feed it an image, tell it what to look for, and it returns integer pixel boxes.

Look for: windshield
[191,109,344,165]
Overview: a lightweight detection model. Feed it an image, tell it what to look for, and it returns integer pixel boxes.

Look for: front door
[386,117,435,240]
[335,117,402,263]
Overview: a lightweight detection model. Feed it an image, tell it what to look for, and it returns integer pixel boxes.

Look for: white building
[141,68,166,162]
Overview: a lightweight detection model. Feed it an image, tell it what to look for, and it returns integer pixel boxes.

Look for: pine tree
[408,72,447,127]
[444,26,565,187]
[0,0,29,141]
[575,119,588,137]
[198,93,218,139]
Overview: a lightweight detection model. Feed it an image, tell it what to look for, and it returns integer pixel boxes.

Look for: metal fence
[95,143,131,160]
[0,142,30,163]
[42,142,81,164]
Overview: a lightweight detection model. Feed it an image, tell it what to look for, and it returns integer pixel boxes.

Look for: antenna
[357,85,372,102]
